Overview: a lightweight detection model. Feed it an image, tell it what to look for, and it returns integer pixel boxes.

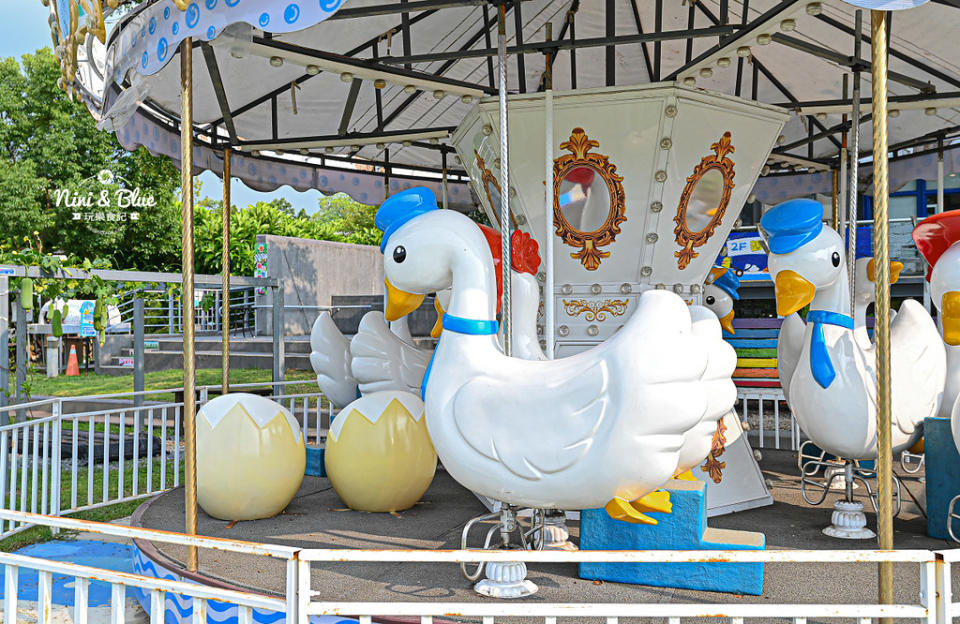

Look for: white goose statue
[762,199,945,460]
[376,187,736,524]
[913,211,960,451]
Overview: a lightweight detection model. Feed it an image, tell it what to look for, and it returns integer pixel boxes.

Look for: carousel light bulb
[482,124,493,136]
[340,72,354,83]
[403,84,417,94]
[737,46,751,57]
[683,76,696,86]
[269,56,284,67]
[251,150,261,157]
[748,193,757,203]
[806,2,822,15]
[716,57,731,68]
[300,149,309,155]
[776,134,785,145]
[699,67,713,78]
[433,89,446,99]
[325,146,334,153]
[673,284,684,294]
[376,142,385,149]
[374,78,387,89]
[429,137,439,145]
[780,19,796,32]
[816,112,827,121]
[762,165,771,176]
[925,107,938,116]
[889,109,900,118]
[305,65,320,75]
[690,284,701,294]
[350,144,361,151]
[461,95,473,104]
[402,141,412,147]
[756,33,772,45]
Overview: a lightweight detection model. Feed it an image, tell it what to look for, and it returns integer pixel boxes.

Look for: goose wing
[889,299,947,435]
[309,312,358,408]
[452,359,609,481]
[351,311,430,395]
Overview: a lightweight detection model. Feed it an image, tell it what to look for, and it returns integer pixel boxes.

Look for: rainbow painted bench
[725,318,782,390]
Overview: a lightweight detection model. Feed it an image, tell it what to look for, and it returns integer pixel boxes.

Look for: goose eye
[705,296,716,305]
[393,246,407,263]
[832,252,841,267]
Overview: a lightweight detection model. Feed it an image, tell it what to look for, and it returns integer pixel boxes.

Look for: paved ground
[137,449,960,615]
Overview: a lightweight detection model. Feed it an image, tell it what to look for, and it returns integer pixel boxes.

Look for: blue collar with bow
[806,310,854,389]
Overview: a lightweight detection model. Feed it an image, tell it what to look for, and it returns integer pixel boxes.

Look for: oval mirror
[685,168,726,232]
[557,166,611,233]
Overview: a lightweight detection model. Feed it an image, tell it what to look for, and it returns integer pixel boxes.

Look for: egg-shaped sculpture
[325,391,436,512]
[197,393,306,521]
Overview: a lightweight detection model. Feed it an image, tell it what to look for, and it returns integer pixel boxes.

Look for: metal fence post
[285,557,299,624]
[937,556,952,624]
[50,399,61,535]
[134,297,145,420]
[168,292,175,334]
[272,285,285,395]
[15,295,26,422]
[0,275,8,418]
[296,559,310,624]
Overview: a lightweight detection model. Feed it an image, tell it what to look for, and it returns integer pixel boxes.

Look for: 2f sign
[839,0,928,8]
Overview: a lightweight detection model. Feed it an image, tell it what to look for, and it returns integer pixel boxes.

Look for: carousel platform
[130,449,958,612]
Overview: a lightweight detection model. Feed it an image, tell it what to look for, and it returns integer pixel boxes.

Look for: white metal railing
[0,509,298,624]
[297,548,942,624]
[0,510,957,624]
[737,388,803,451]
[0,380,329,538]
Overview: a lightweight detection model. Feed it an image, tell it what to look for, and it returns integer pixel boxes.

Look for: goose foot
[822,500,875,540]
[604,491,673,525]
[474,561,538,598]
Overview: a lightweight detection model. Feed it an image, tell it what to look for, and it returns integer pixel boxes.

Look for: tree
[0,48,181,270]
[313,193,382,246]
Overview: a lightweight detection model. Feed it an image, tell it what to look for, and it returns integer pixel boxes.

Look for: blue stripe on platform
[723,328,781,338]
[726,339,778,348]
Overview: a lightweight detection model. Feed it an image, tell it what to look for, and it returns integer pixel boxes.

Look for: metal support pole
[937,139,945,214]
[831,168,840,231]
[498,4,512,357]
[134,297,145,416]
[847,10,862,319]
[0,275,8,418]
[869,10,894,620]
[839,75,848,241]
[222,148,231,395]
[441,152,448,210]
[544,24,555,361]
[272,285,285,394]
[180,37,199,572]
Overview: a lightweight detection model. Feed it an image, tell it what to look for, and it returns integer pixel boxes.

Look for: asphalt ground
[136,449,960,622]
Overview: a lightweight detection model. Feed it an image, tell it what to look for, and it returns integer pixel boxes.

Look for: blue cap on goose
[375,187,439,252]
[760,199,824,255]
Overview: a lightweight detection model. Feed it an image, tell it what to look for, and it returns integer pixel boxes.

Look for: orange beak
[774,270,816,317]
[384,279,424,322]
[719,310,735,335]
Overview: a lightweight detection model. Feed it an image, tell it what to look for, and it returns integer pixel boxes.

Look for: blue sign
[79,301,96,337]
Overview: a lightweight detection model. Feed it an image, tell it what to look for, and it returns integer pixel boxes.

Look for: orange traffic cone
[66,345,80,377]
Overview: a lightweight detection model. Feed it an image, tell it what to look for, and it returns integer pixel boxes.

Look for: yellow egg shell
[325,391,436,512]
[197,393,305,521]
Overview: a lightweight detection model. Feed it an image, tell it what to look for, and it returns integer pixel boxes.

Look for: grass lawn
[25,368,317,401]
[0,457,181,552]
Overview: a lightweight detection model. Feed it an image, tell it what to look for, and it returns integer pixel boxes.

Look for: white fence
[0,381,329,539]
[737,388,803,452]
[0,509,957,624]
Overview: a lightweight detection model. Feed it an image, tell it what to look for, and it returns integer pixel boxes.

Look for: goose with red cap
[913,211,960,450]
[762,199,945,460]
[375,186,736,524]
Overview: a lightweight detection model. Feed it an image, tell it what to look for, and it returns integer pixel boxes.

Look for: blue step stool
[306,446,326,477]
[579,479,765,595]
[924,416,960,540]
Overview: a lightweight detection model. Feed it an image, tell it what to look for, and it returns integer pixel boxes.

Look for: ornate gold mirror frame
[474,150,518,230]
[673,131,737,269]
[552,128,626,271]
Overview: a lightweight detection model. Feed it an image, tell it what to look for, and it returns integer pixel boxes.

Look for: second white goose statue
[762,199,945,460]
[376,187,736,523]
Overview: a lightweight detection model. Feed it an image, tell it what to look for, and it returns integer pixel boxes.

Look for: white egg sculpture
[325,391,437,512]
[197,393,306,521]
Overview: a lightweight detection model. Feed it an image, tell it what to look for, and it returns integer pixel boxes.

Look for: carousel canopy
[56,0,960,204]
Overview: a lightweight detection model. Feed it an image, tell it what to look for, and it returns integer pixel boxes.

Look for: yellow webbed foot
[603,491,673,525]
[673,470,698,482]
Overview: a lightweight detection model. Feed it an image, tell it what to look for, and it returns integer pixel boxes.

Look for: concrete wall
[256,235,384,336]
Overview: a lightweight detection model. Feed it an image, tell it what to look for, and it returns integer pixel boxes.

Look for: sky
[1,2,324,214]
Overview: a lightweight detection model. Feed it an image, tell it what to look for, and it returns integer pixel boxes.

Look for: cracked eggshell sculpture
[197,393,305,521]
[913,211,960,453]
[324,391,437,512]
[763,199,945,460]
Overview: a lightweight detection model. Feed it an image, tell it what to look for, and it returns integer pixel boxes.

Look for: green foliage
[0,49,181,271]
